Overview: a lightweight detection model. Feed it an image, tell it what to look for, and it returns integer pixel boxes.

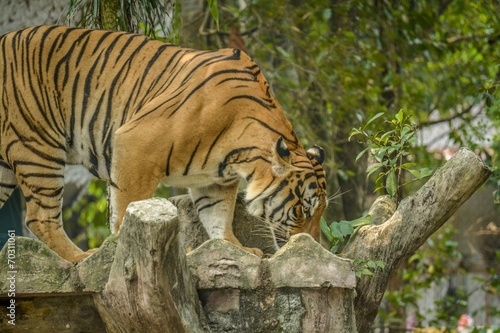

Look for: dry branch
[343,148,492,333]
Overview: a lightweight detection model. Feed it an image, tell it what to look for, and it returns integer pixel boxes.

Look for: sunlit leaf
[395,109,404,123]
[207,0,220,30]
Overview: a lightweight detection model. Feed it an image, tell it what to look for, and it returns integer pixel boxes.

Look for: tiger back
[0,25,327,263]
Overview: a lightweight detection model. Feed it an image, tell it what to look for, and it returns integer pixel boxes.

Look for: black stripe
[243,116,299,147]
[19,172,63,179]
[197,199,224,212]
[217,76,256,86]
[106,37,151,126]
[0,160,11,168]
[166,143,174,176]
[180,51,224,85]
[68,72,80,148]
[245,176,277,205]
[202,127,228,169]
[167,69,257,119]
[218,146,266,177]
[26,218,60,226]
[224,95,275,110]
[193,195,210,206]
[41,25,62,73]
[184,140,201,175]
[269,190,296,222]
[13,160,61,171]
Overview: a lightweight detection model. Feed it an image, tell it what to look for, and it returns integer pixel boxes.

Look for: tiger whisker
[327,188,349,203]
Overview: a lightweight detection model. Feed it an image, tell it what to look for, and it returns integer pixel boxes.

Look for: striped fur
[0,25,327,262]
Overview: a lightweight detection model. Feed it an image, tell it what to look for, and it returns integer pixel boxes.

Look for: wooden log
[0,198,358,332]
[343,148,492,333]
[93,198,208,333]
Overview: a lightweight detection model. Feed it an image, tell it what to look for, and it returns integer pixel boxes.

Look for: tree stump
[94,199,207,333]
[0,199,357,332]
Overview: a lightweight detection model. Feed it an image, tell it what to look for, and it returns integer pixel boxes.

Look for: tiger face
[246,137,327,248]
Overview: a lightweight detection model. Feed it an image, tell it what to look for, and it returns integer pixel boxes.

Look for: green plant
[63,179,110,249]
[321,110,434,277]
[320,215,385,278]
[349,110,433,203]
[65,0,177,40]
[352,258,386,279]
[320,215,371,254]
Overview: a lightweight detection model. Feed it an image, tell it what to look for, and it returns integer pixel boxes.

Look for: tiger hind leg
[14,161,90,263]
[0,159,17,209]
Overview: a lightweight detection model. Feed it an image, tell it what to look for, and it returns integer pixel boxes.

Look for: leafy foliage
[320,213,386,278]
[218,0,500,220]
[320,215,371,254]
[63,180,110,249]
[377,228,500,330]
[349,110,433,202]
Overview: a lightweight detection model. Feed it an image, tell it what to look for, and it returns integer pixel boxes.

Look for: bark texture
[94,199,206,333]
[343,148,492,333]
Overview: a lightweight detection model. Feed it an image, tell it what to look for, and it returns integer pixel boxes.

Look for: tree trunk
[343,148,492,333]
[94,199,206,333]
[100,0,121,30]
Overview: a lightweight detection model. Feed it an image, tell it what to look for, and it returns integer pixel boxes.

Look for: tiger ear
[307,145,325,165]
[272,136,294,176]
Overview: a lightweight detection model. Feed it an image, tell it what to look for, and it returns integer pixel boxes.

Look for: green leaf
[386,169,397,197]
[418,167,434,179]
[408,167,433,180]
[206,0,219,30]
[348,127,363,141]
[320,217,334,243]
[355,146,371,161]
[401,162,417,170]
[348,214,372,227]
[379,130,395,144]
[276,46,290,58]
[395,109,404,123]
[366,162,383,178]
[359,268,374,276]
[339,221,355,235]
[329,222,345,241]
[407,169,421,179]
[444,240,458,248]
[364,112,385,128]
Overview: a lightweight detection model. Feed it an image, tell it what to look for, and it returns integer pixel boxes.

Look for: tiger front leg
[190,183,263,257]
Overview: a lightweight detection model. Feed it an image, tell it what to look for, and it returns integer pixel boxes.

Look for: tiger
[0,25,327,263]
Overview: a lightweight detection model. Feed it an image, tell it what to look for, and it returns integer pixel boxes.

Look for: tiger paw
[241,246,264,258]
[67,248,98,264]
[223,235,263,257]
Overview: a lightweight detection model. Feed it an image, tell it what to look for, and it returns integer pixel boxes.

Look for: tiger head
[246,137,327,248]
